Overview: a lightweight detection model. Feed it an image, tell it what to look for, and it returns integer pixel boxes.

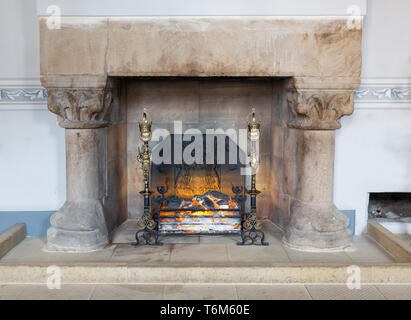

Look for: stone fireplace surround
[40,16,362,251]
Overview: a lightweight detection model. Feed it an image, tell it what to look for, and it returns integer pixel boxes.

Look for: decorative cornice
[0,88,47,103]
[354,87,411,102]
[1,80,411,112]
[2,86,411,104]
[47,88,113,129]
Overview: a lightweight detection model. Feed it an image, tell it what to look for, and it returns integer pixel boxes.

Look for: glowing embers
[158,190,242,234]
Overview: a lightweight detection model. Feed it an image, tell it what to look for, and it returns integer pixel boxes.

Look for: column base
[46,200,109,252]
[283,199,352,251]
[283,228,352,251]
[46,227,108,252]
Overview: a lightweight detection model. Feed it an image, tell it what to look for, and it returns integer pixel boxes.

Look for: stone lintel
[39,16,362,79]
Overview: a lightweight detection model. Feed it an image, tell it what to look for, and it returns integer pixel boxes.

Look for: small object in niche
[384,211,400,219]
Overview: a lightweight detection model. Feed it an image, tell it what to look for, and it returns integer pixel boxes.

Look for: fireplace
[40,16,362,251]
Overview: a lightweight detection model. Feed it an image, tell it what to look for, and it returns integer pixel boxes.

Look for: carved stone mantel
[40,16,362,251]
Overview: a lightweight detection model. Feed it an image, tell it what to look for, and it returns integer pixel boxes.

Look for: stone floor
[0,220,409,300]
[398,234,411,245]
[0,220,396,265]
[0,283,410,300]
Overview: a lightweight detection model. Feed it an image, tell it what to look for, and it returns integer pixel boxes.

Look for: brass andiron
[238,108,268,246]
[134,108,163,246]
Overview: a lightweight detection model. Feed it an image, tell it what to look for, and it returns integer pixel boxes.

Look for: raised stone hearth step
[0,264,410,285]
[367,221,411,263]
[1,222,404,285]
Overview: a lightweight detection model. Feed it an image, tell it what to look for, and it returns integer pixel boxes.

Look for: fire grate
[133,108,268,246]
[157,190,244,234]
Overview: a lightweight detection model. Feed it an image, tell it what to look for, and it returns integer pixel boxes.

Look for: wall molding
[355,88,411,101]
[0,78,47,110]
[1,77,411,110]
[0,88,47,103]
[354,78,411,104]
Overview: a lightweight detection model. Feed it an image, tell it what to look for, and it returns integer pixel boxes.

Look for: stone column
[283,84,356,250]
[46,88,113,251]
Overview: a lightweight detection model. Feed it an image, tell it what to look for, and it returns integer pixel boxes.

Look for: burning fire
[158,190,242,233]
[160,192,239,211]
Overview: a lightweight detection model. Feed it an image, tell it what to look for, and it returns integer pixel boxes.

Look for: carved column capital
[47,88,113,129]
[286,89,355,130]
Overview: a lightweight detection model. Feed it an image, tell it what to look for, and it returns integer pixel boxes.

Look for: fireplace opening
[151,134,247,234]
[108,77,279,245]
[123,77,276,226]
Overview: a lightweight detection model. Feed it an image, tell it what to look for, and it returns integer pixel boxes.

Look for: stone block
[0,223,26,259]
[40,17,108,76]
[367,221,411,263]
[107,17,362,78]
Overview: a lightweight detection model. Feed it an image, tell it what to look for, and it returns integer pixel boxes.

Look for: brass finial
[139,108,152,142]
[247,107,260,142]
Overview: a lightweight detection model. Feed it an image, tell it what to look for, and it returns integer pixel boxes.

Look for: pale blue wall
[0,211,54,236]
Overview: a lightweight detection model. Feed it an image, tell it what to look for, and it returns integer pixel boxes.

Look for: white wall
[0,110,65,210]
[0,0,65,211]
[0,0,39,78]
[1,0,411,235]
[335,107,411,234]
[334,0,411,234]
[361,0,411,78]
